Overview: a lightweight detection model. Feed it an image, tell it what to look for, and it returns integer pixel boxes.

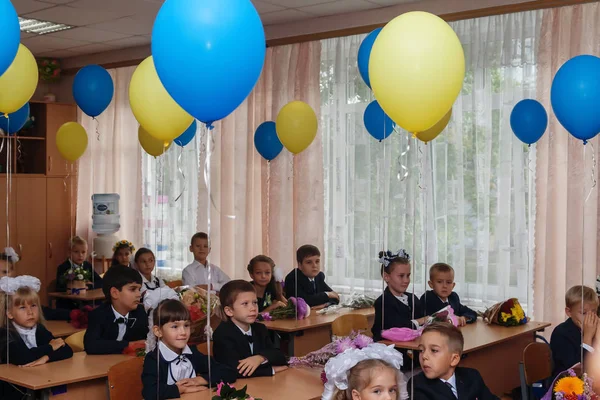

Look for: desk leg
[460,333,532,396]
[292,327,333,357]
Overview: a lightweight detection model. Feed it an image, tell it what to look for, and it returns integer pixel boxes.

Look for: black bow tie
[442,302,449,306]
[172,355,189,365]
[245,334,253,344]
[115,317,128,324]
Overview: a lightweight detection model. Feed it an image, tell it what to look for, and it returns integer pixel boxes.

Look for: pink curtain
[534,3,600,331]
[198,41,323,278]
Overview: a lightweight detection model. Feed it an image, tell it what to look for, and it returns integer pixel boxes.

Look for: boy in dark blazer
[284,244,339,308]
[213,280,288,378]
[409,323,498,400]
[84,265,148,354]
[551,285,599,378]
[420,263,477,326]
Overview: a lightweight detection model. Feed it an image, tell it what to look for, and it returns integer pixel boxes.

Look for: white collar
[193,260,210,268]
[159,340,192,362]
[438,295,449,303]
[111,305,129,320]
[141,272,160,285]
[12,322,36,336]
[394,293,409,306]
[235,323,252,337]
[440,373,456,387]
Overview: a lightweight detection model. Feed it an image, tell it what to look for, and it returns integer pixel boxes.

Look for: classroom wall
[32,74,75,104]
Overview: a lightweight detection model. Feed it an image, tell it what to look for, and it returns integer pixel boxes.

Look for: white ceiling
[14,0,419,59]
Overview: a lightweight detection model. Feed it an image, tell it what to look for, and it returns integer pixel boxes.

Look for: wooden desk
[0,351,131,400]
[382,321,551,396]
[45,320,83,338]
[261,307,374,356]
[48,288,105,307]
[180,367,324,400]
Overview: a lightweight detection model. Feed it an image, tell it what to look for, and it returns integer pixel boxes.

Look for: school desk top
[45,320,84,338]
[180,367,324,400]
[47,288,105,301]
[0,352,131,390]
[381,320,551,351]
[260,307,374,333]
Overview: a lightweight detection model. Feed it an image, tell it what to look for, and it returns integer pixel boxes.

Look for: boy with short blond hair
[408,323,497,400]
[420,263,477,326]
[182,232,230,291]
[550,285,600,377]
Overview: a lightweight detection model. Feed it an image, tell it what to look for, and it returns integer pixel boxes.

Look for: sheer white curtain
[76,66,143,250]
[321,10,542,310]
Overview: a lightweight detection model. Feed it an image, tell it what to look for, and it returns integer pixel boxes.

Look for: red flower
[123,341,146,357]
[69,305,94,329]
[42,60,49,66]
[564,394,578,400]
[321,370,328,384]
[189,305,206,322]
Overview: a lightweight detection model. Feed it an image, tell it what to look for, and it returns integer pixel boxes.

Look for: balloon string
[174,147,186,202]
[397,133,410,182]
[64,161,70,192]
[204,124,213,388]
[585,142,597,203]
[16,138,22,166]
[94,117,100,141]
[202,132,235,220]
[266,161,271,255]
[0,136,4,154]
[418,143,425,191]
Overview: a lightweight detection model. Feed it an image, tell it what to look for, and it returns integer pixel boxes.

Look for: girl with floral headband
[112,240,135,268]
[372,249,428,343]
[0,276,73,400]
[0,247,19,278]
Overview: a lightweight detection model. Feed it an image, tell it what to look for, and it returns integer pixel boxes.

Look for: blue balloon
[357,28,382,89]
[175,120,197,147]
[152,0,266,126]
[510,99,548,145]
[551,55,600,143]
[254,121,283,161]
[0,103,29,135]
[72,65,114,118]
[0,0,19,77]
[364,101,394,141]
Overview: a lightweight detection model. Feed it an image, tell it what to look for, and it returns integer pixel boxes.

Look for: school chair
[65,330,86,353]
[332,314,370,337]
[519,337,552,400]
[197,341,214,356]
[167,279,183,288]
[108,356,144,400]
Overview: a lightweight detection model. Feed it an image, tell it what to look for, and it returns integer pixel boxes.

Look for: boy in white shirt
[182,232,230,292]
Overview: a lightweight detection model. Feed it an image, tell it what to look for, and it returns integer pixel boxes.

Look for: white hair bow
[378,249,410,268]
[4,247,19,263]
[321,343,407,400]
[0,276,41,295]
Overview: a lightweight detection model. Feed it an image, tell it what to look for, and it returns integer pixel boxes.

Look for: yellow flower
[554,377,584,395]
[511,305,525,322]
[500,312,511,322]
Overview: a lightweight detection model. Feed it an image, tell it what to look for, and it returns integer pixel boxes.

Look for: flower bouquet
[480,298,528,326]
[342,294,376,310]
[213,382,261,400]
[179,286,223,343]
[37,58,61,83]
[123,341,146,357]
[381,305,459,342]
[541,368,597,400]
[69,305,94,329]
[62,264,91,295]
[289,331,373,368]
[259,297,310,321]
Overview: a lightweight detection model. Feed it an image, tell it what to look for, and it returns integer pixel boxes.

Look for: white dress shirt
[394,294,421,328]
[111,306,129,341]
[13,322,37,349]
[140,272,166,294]
[159,341,196,385]
[182,260,230,291]
[236,324,254,354]
[440,374,458,398]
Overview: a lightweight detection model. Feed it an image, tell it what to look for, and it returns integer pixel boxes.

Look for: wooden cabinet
[46,104,77,177]
[0,177,18,250]
[46,176,75,286]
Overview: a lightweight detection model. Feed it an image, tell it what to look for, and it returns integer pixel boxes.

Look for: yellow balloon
[416,108,452,143]
[56,122,88,162]
[139,126,171,157]
[276,101,318,154]
[369,11,465,133]
[129,56,193,142]
[0,44,39,114]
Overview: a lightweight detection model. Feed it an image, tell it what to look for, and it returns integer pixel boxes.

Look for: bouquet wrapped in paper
[259,297,310,321]
[179,286,224,343]
[541,367,597,400]
[289,331,373,368]
[342,294,376,309]
[381,305,459,342]
[480,298,527,326]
